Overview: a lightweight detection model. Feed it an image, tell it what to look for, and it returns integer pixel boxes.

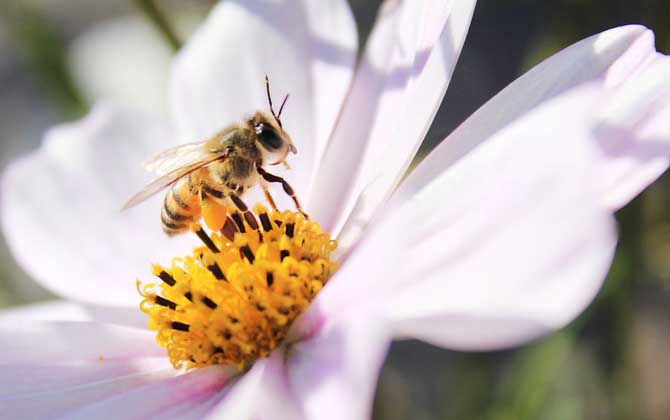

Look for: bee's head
[249,112,297,166]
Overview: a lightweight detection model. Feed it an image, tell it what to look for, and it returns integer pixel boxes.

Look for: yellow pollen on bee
[137,204,337,370]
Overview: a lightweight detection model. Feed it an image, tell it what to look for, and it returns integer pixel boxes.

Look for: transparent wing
[122,153,225,210]
[143,141,210,177]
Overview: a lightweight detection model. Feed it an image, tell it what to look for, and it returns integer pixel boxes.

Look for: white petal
[0,321,234,419]
[396,25,662,202]
[0,300,91,323]
[0,322,170,417]
[380,54,670,349]
[1,104,194,306]
[206,353,304,420]
[0,321,163,363]
[288,315,390,420]
[169,0,357,207]
[69,16,173,115]
[64,366,232,420]
[0,300,147,327]
[314,84,640,350]
[309,0,477,237]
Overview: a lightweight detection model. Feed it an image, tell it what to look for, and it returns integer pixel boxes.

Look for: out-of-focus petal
[170,0,357,207]
[396,25,663,201]
[0,321,167,416]
[591,59,670,210]
[64,366,232,420]
[69,16,173,115]
[206,353,304,420]
[288,315,390,420]
[0,300,90,323]
[0,300,147,327]
[314,85,642,350]
[310,0,477,237]
[0,321,234,419]
[1,104,194,307]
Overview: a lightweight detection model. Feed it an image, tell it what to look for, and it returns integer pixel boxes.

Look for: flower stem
[133,0,181,51]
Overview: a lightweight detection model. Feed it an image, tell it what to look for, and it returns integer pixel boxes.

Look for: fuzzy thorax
[138,204,337,369]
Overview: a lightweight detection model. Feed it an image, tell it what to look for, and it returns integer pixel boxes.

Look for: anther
[193,225,219,253]
[280,250,289,261]
[184,291,193,301]
[171,321,190,332]
[285,223,295,238]
[155,295,177,310]
[231,212,246,233]
[207,263,227,281]
[266,271,274,287]
[259,212,272,232]
[157,270,176,286]
[202,296,218,309]
[240,245,255,263]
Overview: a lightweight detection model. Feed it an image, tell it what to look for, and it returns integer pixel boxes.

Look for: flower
[2,0,670,419]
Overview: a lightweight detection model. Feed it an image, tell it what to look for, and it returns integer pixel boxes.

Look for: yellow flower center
[137,204,337,370]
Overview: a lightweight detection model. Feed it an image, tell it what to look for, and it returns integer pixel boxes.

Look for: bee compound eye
[256,124,283,151]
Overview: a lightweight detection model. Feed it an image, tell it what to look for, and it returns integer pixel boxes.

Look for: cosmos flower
[2,0,670,419]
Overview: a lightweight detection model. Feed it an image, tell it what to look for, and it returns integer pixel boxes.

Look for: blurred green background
[0,1,668,419]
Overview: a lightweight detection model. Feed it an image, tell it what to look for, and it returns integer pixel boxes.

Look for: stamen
[192,224,219,253]
[285,223,295,238]
[259,212,273,232]
[202,296,218,309]
[154,268,176,286]
[138,205,338,370]
[231,212,246,233]
[171,321,190,332]
[240,245,255,263]
[155,295,177,310]
[207,263,227,281]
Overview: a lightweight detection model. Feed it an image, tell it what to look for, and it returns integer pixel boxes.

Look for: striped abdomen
[161,175,201,236]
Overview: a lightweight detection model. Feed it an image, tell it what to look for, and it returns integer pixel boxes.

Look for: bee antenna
[277,94,289,119]
[265,75,285,128]
[265,75,279,122]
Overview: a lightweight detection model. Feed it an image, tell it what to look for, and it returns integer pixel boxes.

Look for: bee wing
[143,141,210,176]
[122,153,225,211]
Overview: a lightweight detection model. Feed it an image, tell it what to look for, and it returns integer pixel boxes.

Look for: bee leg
[260,182,279,212]
[256,166,308,218]
[229,194,259,230]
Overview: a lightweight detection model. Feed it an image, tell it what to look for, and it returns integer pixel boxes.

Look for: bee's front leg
[229,194,259,230]
[256,165,308,219]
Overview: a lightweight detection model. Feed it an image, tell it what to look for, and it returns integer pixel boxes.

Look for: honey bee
[123,76,306,236]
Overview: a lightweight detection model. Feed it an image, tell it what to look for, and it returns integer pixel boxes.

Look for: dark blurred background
[0,1,668,419]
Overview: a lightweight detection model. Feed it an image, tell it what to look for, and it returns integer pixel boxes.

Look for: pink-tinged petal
[288,315,390,420]
[310,0,477,236]
[1,104,194,307]
[592,59,670,210]
[0,321,172,417]
[314,85,636,350]
[206,353,304,420]
[170,0,357,207]
[64,366,232,420]
[396,25,662,201]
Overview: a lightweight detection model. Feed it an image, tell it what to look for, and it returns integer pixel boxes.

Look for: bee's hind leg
[229,194,259,230]
[256,165,308,219]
